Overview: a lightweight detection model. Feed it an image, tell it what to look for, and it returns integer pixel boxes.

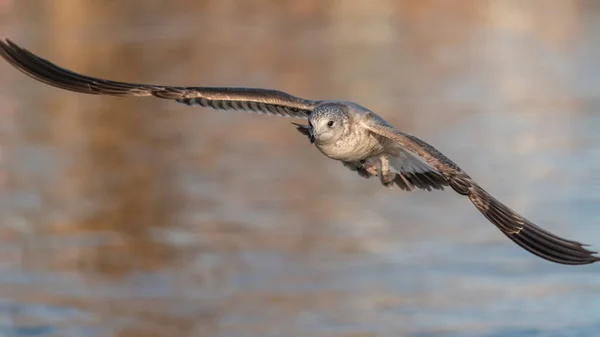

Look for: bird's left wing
[0,39,317,118]
[361,112,599,265]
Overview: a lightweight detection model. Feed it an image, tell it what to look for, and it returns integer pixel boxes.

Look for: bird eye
[327,121,334,127]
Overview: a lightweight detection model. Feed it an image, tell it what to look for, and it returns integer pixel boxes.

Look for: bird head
[307,103,350,145]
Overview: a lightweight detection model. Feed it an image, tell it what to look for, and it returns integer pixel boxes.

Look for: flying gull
[1,38,597,265]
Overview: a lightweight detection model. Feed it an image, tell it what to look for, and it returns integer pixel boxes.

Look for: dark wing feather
[363,113,599,265]
[393,170,448,192]
[0,39,317,118]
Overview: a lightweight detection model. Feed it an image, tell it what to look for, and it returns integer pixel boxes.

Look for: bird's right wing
[0,39,317,118]
[362,112,599,265]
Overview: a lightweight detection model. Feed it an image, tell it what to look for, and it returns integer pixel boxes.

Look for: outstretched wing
[384,147,449,191]
[0,39,317,118]
[362,112,599,265]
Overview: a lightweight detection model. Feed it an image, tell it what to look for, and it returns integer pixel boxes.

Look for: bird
[0,38,597,265]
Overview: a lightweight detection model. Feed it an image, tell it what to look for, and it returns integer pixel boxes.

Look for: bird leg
[343,161,372,178]
[361,159,379,176]
[378,155,395,188]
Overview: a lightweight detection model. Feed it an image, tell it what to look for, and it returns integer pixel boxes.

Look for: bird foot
[364,165,379,176]
[377,156,395,188]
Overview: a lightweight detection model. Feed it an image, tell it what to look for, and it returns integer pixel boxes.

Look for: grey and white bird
[1,38,597,265]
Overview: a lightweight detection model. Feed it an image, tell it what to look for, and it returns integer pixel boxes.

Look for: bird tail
[450,176,599,265]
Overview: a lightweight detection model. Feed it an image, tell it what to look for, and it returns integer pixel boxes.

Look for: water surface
[0,1,599,336]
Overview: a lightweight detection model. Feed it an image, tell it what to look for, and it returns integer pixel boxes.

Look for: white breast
[316,131,385,162]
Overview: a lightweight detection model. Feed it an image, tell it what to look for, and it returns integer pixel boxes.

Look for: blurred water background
[0,1,600,336]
